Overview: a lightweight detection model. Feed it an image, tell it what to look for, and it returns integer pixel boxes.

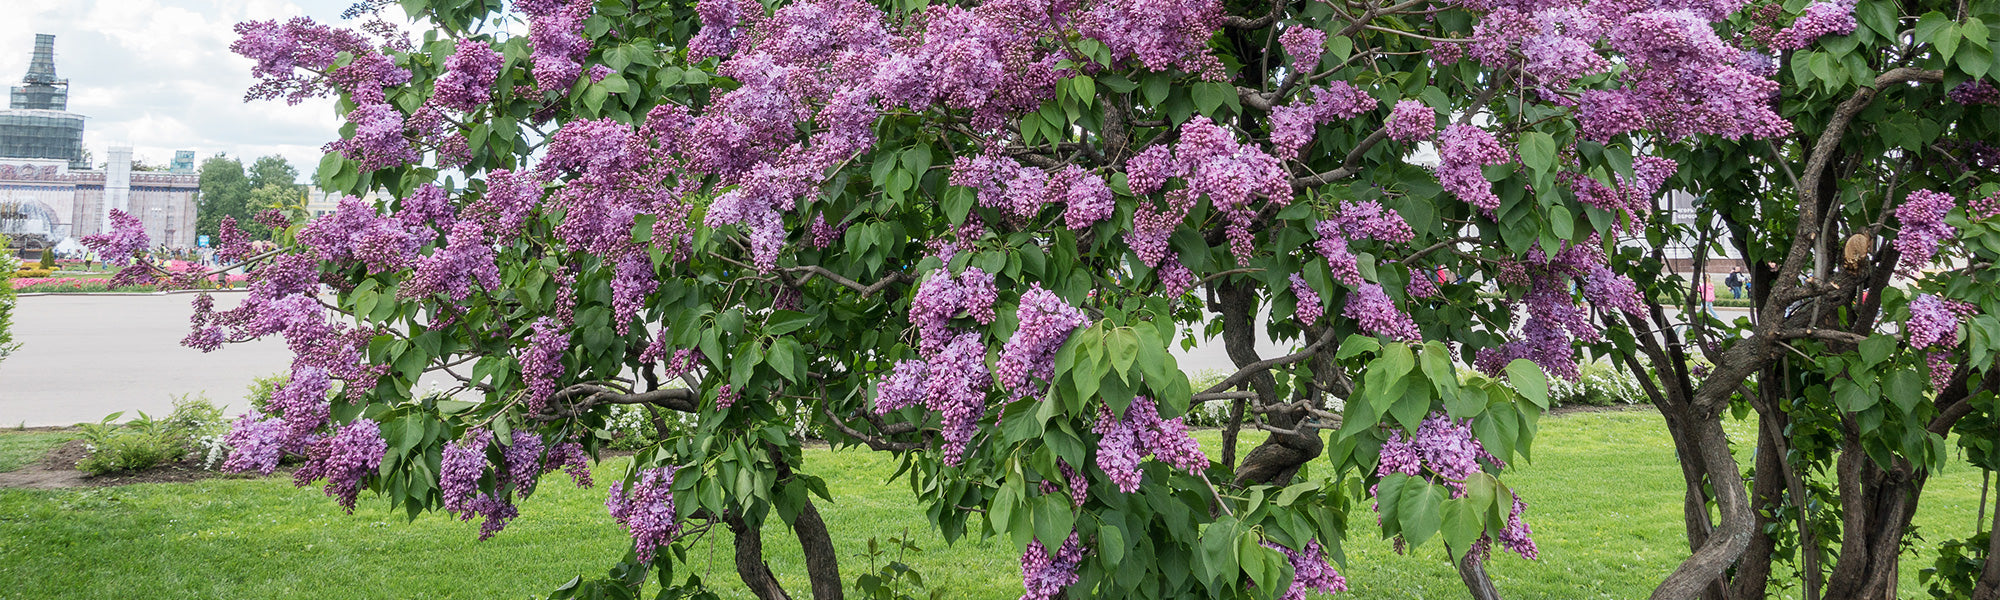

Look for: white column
[102,145,131,234]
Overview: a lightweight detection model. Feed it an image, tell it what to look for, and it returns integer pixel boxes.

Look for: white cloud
[1,0,423,180]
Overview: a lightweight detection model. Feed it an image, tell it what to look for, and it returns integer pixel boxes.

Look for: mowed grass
[0,409,1989,599]
[0,431,76,473]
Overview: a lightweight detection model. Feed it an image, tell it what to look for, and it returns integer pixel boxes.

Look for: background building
[0,35,198,251]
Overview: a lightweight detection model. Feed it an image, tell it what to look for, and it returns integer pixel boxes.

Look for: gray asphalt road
[1,292,292,427]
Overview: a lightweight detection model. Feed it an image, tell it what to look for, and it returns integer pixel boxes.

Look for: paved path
[0,292,1750,427]
[1,293,291,427]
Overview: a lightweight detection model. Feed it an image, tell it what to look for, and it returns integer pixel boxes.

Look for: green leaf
[1100,524,1126,566]
[767,338,801,383]
[1193,82,1235,116]
[1887,368,1926,415]
[1032,493,1074,552]
[1441,498,1482,560]
[1107,328,1140,377]
[1833,379,1878,413]
[1519,132,1557,174]
[766,310,813,336]
[1858,335,1895,366]
[1398,482,1443,549]
[1550,205,1574,240]
[1505,359,1550,409]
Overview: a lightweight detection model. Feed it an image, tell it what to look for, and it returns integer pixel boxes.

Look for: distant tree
[247,155,301,191]
[243,183,303,238]
[195,155,250,239]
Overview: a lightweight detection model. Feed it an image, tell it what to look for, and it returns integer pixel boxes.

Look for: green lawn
[0,430,75,473]
[0,410,1988,599]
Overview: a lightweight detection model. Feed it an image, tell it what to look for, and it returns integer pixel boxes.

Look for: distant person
[1725,268,1744,299]
[1696,280,1716,316]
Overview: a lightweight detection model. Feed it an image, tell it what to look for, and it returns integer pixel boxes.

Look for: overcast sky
[1,0,427,182]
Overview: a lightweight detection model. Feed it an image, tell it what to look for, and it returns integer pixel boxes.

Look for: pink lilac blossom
[1019,532,1086,600]
[1908,294,1973,349]
[1093,396,1209,492]
[293,419,387,512]
[1279,26,1326,75]
[606,466,682,563]
[1437,124,1511,212]
[1081,0,1225,76]
[434,38,503,112]
[403,220,501,301]
[1975,192,2000,219]
[1497,494,1540,559]
[1950,81,2000,106]
[520,318,567,413]
[1156,258,1196,297]
[1291,274,1324,324]
[996,285,1089,395]
[220,413,299,475]
[1262,539,1348,599]
[1930,351,1956,389]
[1344,283,1422,341]
[80,209,149,265]
[440,429,491,518]
[1059,167,1115,230]
[1771,1,1858,50]
[1385,100,1437,143]
[296,196,422,273]
[529,0,593,93]
[1894,189,1957,268]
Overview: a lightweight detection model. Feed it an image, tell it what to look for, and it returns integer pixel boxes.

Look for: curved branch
[1198,324,1341,396]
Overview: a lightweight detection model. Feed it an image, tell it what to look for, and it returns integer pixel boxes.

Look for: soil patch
[0,440,243,489]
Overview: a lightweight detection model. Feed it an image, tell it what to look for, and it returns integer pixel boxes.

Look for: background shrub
[74,395,230,475]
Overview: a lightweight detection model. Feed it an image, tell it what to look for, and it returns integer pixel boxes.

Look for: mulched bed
[0,440,252,489]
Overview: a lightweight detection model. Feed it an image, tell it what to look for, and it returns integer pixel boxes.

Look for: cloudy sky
[1,0,427,181]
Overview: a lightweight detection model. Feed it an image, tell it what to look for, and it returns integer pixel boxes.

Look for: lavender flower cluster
[79,210,150,266]
[1019,532,1086,600]
[606,466,682,562]
[1126,116,1294,269]
[1376,412,1540,560]
[1093,396,1209,492]
[996,285,1090,396]
[1475,237,1643,381]
[292,420,388,512]
[1262,539,1348,600]
[1894,189,1957,269]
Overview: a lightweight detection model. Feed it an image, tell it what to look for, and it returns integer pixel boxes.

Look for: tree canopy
[73,0,2000,598]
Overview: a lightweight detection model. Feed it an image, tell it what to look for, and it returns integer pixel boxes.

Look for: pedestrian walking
[1725,268,1744,299]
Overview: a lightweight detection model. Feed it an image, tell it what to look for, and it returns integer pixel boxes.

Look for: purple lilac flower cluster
[1385,99,1437,143]
[1314,200,1416,286]
[1279,26,1326,75]
[79,209,150,265]
[949,154,1118,230]
[1950,81,2000,106]
[526,0,593,93]
[1093,396,1210,492]
[1474,237,1641,381]
[1771,1,1858,50]
[606,466,682,563]
[1436,124,1511,212]
[1345,283,1422,341]
[1291,274,1324,324]
[1126,116,1294,268]
[1894,189,1957,269]
[1261,539,1348,599]
[1270,82,1380,160]
[1908,294,1976,349]
[293,420,388,512]
[296,196,423,273]
[997,285,1090,396]
[433,38,503,112]
[1376,412,1503,495]
[521,318,568,413]
[1019,531,1086,600]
